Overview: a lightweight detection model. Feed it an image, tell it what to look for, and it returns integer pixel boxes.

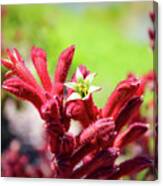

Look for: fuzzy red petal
[2,77,45,111]
[5,48,42,93]
[41,97,60,121]
[114,123,149,148]
[111,156,152,179]
[115,96,143,132]
[102,77,140,119]
[71,148,119,178]
[55,45,75,83]
[31,47,52,92]
[78,117,115,145]
[65,100,90,128]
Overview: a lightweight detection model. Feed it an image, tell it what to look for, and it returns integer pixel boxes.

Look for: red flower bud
[2,48,43,94]
[114,123,149,148]
[148,28,155,40]
[55,45,75,83]
[1,59,14,69]
[41,97,60,121]
[78,117,115,145]
[70,143,97,168]
[66,100,90,128]
[2,77,45,111]
[71,148,119,178]
[111,156,152,179]
[115,96,143,132]
[71,64,90,82]
[102,77,140,119]
[149,11,155,23]
[31,46,52,92]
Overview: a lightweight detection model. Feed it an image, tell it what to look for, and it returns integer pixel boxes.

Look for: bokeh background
[1,1,155,179]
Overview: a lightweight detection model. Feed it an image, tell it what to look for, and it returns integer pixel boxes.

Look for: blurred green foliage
[2,2,153,107]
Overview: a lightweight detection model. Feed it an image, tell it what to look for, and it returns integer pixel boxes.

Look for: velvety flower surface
[1,45,155,179]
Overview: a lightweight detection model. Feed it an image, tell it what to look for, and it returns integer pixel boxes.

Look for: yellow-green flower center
[64,68,101,101]
[76,82,89,98]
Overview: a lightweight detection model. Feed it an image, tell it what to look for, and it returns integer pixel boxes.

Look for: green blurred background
[1,1,153,107]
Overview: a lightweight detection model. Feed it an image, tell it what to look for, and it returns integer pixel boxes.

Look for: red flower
[2,46,154,179]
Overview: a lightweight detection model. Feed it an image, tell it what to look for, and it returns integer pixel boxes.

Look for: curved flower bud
[78,117,115,145]
[31,46,52,92]
[114,123,149,148]
[12,48,24,63]
[111,156,152,179]
[102,77,141,118]
[54,45,75,83]
[2,77,45,111]
[4,71,16,79]
[71,148,120,178]
[148,11,156,50]
[65,100,90,128]
[149,11,155,23]
[1,58,14,69]
[6,48,23,64]
[148,28,155,40]
[69,143,97,168]
[71,64,90,83]
[2,48,43,94]
[115,96,143,132]
[41,96,60,121]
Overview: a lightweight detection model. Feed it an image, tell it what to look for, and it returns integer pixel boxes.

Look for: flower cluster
[1,140,52,177]
[1,45,154,179]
